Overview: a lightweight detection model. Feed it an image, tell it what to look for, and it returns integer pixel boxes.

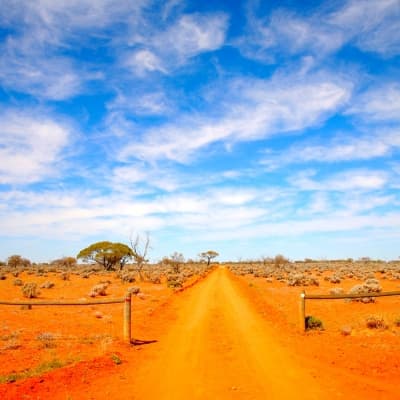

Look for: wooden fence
[299,290,400,331]
[0,292,132,343]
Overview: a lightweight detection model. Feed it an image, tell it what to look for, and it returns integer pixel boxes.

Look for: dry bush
[89,283,108,297]
[287,273,319,287]
[119,272,136,283]
[366,315,387,329]
[329,287,344,295]
[349,279,382,303]
[305,315,324,330]
[40,281,55,289]
[128,286,140,295]
[59,272,70,281]
[21,282,39,298]
[13,278,24,286]
[340,325,352,336]
[167,274,184,289]
[36,332,56,348]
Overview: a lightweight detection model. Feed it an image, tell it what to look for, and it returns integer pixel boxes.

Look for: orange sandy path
[130,266,323,399]
[1,267,399,399]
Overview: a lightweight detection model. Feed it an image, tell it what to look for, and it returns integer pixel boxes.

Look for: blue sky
[0,0,399,262]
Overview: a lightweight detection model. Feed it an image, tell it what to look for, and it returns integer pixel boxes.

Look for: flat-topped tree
[77,241,133,271]
[199,250,219,266]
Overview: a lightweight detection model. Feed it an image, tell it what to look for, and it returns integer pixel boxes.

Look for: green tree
[199,250,219,266]
[77,241,133,271]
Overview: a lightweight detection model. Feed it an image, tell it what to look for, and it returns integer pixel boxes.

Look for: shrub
[111,354,122,365]
[59,272,69,281]
[349,279,382,303]
[340,325,352,336]
[36,332,56,348]
[119,272,136,283]
[329,287,344,295]
[394,317,400,327]
[167,274,184,288]
[329,275,341,284]
[40,281,55,289]
[287,273,319,287]
[21,283,39,298]
[13,278,24,286]
[128,286,140,295]
[89,283,108,297]
[366,315,387,329]
[305,316,324,330]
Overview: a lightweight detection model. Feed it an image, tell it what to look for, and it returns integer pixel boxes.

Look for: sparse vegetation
[365,315,387,329]
[111,353,122,365]
[89,283,109,297]
[0,358,71,384]
[305,316,324,330]
[21,282,39,298]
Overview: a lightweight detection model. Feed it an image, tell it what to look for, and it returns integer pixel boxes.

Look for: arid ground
[0,263,399,399]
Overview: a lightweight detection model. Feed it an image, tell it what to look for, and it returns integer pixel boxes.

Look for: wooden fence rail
[299,290,400,331]
[0,292,132,343]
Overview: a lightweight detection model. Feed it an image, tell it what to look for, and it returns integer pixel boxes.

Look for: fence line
[0,292,132,343]
[299,290,400,331]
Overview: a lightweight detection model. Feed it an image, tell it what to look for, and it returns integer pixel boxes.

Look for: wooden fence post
[124,291,132,343]
[299,291,306,332]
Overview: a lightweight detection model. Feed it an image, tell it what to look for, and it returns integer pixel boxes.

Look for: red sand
[0,267,399,399]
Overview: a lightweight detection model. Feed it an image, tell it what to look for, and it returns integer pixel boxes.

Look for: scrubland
[0,259,399,399]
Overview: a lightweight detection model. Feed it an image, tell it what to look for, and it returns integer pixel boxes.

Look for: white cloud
[261,130,400,169]
[241,10,344,61]
[346,83,400,122]
[107,90,172,116]
[0,46,84,100]
[202,212,400,243]
[331,0,400,56]
[290,169,388,191]
[122,12,228,76]
[0,0,148,42]
[164,13,228,59]
[118,72,351,163]
[124,49,166,75]
[241,0,400,62]
[0,110,71,184]
[0,0,148,99]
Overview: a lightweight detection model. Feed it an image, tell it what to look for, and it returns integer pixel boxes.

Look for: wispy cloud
[290,169,388,191]
[240,0,400,62]
[0,109,71,184]
[346,83,400,122]
[117,71,351,163]
[122,12,228,76]
[261,130,400,169]
[330,0,400,57]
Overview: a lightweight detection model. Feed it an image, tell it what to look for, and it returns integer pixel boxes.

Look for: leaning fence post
[124,291,132,343]
[300,291,306,332]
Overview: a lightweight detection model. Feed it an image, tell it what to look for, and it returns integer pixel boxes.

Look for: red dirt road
[131,266,322,399]
[2,267,399,399]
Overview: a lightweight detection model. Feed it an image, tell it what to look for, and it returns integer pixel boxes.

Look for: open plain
[0,261,399,399]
